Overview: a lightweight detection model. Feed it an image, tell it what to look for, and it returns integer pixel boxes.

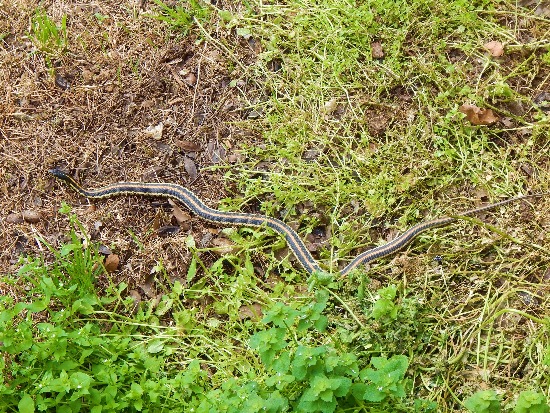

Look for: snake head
[49,168,69,179]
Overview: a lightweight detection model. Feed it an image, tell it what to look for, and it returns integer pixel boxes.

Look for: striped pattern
[50,168,543,276]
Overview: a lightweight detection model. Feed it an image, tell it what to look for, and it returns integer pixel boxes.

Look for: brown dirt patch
[0,1,259,293]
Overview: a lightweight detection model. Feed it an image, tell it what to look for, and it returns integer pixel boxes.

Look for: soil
[0,1,259,294]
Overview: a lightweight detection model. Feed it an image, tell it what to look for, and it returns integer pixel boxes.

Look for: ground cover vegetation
[1,0,550,411]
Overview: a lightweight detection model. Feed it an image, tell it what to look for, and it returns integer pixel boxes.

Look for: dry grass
[0,0,259,293]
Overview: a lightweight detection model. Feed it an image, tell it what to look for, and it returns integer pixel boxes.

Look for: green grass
[30,8,68,61]
[3,0,550,412]
[214,0,550,409]
[0,208,438,412]
[2,210,548,411]
[150,0,210,34]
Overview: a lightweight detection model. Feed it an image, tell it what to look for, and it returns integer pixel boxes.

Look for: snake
[50,168,545,276]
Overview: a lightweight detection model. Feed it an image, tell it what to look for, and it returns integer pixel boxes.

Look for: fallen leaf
[156,225,180,236]
[247,109,262,119]
[82,68,94,83]
[184,72,197,86]
[211,237,239,255]
[85,204,97,214]
[144,122,164,140]
[98,245,112,256]
[184,156,198,182]
[534,92,550,111]
[459,104,499,125]
[168,199,192,229]
[207,140,226,163]
[142,166,164,180]
[140,273,156,298]
[129,289,142,309]
[483,41,504,57]
[534,2,550,17]
[175,139,202,152]
[104,254,120,273]
[152,211,162,231]
[322,98,337,114]
[6,213,23,224]
[168,97,185,105]
[55,73,70,90]
[303,148,321,160]
[500,117,513,127]
[14,234,28,256]
[267,58,282,72]
[520,163,534,177]
[238,303,263,321]
[371,41,384,59]
[472,188,490,204]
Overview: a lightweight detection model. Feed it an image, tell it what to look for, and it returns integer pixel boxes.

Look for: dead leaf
[55,73,70,90]
[98,244,112,256]
[371,41,384,59]
[238,303,263,321]
[534,92,550,111]
[247,109,262,119]
[500,117,513,128]
[199,232,214,248]
[129,290,142,308]
[104,254,120,273]
[303,148,321,160]
[175,139,202,152]
[82,68,94,83]
[144,122,164,140]
[483,41,504,57]
[6,213,23,224]
[140,273,156,298]
[322,98,337,114]
[152,211,162,230]
[520,163,534,177]
[211,237,239,255]
[184,72,197,86]
[459,104,499,125]
[168,198,192,229]
[184,156,198,182]
[142,166,164,180]
[207,140,226,163]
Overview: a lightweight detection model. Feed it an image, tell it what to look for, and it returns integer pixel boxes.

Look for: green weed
[209,0,549,407]
[2,202,548,411]
[1,208,440,412]
[150,0,210,34]
[30,8,67,60]
[464,389,550,413]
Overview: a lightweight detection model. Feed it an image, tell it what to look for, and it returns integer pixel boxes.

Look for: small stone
[104,254,120,273]
[21,210,42,223]
[184,73,197,86]
[6,213,23,224]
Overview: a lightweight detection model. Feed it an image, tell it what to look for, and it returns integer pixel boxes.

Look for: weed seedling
[30,8,67,61]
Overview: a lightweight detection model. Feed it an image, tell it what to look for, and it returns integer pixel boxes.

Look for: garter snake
[50,168,544,276]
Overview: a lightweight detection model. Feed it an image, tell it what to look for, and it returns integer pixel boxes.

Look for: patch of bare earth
[0,1,260,298]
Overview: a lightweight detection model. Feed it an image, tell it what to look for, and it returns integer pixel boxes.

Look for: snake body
[50,169,543,276]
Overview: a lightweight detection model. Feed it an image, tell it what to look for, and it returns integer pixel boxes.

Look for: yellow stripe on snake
[50,169,546,276]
